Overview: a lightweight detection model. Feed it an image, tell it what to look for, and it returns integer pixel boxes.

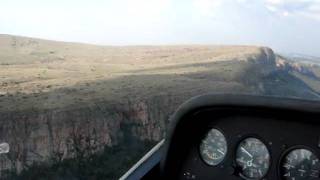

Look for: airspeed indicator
[199,128,227,166]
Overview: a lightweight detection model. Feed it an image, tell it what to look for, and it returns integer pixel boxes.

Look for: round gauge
[236,137,271,179]
[199,128,227,166]
[280,148,320,180]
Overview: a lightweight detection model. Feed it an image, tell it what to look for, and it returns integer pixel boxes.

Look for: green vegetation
[3,138,155,180]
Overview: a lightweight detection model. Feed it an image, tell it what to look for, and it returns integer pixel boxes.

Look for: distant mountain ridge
[280,52,320,65]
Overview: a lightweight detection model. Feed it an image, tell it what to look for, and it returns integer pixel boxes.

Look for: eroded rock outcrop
[0,95,185,175]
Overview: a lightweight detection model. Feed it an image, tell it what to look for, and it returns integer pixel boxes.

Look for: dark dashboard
[161,94,320,180]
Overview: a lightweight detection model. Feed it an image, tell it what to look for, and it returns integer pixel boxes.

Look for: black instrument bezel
[160,94,320,179]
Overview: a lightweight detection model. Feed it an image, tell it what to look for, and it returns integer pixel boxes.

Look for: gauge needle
[217,149,225,155]
[241,147,253,158]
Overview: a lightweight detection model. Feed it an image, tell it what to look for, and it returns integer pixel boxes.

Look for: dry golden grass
[0,34,269,111]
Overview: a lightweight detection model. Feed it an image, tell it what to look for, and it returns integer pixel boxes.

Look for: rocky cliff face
[0,36,318,179]
[276,56,320,80]
[0,95,196,177]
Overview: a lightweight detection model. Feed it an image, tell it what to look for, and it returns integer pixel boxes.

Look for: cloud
[263,0,320,20]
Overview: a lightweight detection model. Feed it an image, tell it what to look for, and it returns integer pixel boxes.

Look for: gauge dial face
[236,137,270,179]
[199,128,227,166]
[281,148,320,180]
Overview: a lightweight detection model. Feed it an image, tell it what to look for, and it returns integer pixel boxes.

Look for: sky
[0,0,319,56]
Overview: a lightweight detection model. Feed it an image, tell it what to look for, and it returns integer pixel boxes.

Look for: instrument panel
[197,125,320,180]
[161,95,320,180]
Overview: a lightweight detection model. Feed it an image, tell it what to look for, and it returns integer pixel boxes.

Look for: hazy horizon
[1,0,320,56]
